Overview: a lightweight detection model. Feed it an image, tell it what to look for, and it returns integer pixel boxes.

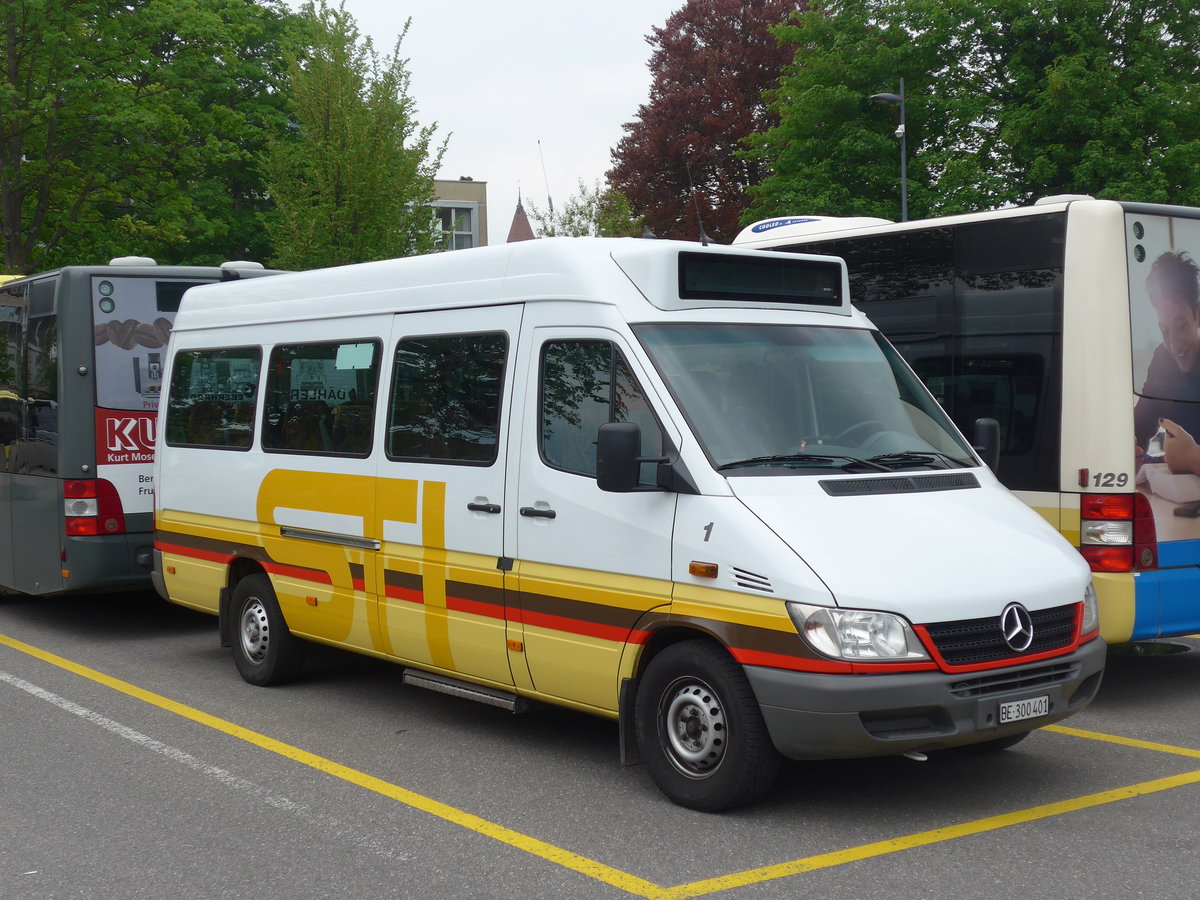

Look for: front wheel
[231,574,306,686]
[635,639,782,811]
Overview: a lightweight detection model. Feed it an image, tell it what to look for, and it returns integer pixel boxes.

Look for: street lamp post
[870,77,907,222]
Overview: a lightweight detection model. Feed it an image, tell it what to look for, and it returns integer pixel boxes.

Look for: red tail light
[1079,493,1156,572]
[63,479,126,536]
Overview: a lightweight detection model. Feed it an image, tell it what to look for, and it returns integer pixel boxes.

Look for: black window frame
[163,346,263,451]
[261,338,381,458]
[384,330,509,466]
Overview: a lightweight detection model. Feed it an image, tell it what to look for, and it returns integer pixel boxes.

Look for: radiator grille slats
[924,603,1078,666]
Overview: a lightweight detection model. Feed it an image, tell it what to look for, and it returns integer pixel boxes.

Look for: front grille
[924,603,1077,666]
[947,661,1081,699]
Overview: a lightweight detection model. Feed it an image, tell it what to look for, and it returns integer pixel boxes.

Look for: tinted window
[263,341,379,456]
[540,340,663,481]
[11,312,59,475]
[387,332,506,464]
[164,348,261,449]
[0,287,24,467]
[786,214,1065,492]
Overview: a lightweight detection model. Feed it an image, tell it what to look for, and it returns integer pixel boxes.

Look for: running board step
[402,670,529,713]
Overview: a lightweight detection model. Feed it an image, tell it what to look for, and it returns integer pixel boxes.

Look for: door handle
[467,502,501,514]
[519,506,557,519]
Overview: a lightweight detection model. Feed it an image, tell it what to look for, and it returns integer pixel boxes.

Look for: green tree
[608,0,801,243]
[526,180,644,238]
[0,0,293,273]
[745,0,1200,224]
[260,1,445,270]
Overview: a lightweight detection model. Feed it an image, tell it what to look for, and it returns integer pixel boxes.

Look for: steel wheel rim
[239,598,270,664]
[659,676,727,779]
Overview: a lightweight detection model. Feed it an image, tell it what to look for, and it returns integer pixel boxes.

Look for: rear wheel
[231,574,305,686]
[635,639,781,812]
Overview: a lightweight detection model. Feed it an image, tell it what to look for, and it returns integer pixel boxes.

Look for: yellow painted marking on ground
[4,628,1200,900]
[0,632,658,897]
[660,770,1200,899]
[1043,723,1200,759]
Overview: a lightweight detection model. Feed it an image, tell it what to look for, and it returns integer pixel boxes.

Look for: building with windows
[432,178,487,251]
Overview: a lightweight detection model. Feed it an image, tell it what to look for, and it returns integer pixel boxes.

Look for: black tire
[635,639,782,812]
[958,731,1032,754]
[231,574,306,686]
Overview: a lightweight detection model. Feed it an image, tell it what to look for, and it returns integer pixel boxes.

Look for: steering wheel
[832,419,887,447]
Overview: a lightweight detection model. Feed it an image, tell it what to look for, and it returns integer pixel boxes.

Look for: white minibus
[735,197,1200,646]
[153,238,1103,810]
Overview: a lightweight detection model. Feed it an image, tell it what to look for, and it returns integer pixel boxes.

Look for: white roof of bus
[732,196,1113,248]
[172,237,862,331]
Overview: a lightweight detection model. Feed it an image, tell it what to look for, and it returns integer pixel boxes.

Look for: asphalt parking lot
[2,590,1199,899]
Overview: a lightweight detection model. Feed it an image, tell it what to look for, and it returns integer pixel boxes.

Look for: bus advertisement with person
[734,197,1200,644]
[0,258,279,596]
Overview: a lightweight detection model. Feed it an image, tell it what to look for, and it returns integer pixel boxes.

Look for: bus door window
[387,333,507,463]
[0,285,24,470]
[262,341,380,457]
[14,279,58,475]
[539,340,664,484]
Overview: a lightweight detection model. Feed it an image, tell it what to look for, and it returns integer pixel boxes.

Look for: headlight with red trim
[786,602,931,662]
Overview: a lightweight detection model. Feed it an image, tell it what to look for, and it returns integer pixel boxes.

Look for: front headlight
[787,602,931,661]
[1081,581,1099,635]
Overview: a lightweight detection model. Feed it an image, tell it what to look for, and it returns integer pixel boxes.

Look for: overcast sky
[307,0,685,244]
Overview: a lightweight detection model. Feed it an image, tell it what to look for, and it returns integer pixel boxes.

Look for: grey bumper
[746,636,1106,760]
[150,548,168,600]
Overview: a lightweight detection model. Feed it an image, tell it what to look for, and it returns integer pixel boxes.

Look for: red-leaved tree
[607,0,802,243]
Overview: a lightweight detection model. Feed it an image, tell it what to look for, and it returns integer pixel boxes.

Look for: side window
[387,332,507,464]
[262,341,379,456]
[0,287,21,470]
[540,340,663,482]
[164,348,262,449]
[15,308,59,475]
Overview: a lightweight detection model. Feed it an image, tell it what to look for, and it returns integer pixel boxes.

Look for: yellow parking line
[4,630,1199,900]
[1042,723,1200,758]
[661,769,1200,898]
[0,632,659,898]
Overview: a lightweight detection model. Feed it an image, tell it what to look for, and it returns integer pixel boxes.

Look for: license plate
[998,694,1049,724]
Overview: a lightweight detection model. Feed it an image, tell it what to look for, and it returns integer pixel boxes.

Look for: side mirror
[972,417,1000,472]
[596,422,642,493]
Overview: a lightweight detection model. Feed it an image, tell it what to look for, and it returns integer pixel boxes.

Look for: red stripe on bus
[386,584,425,604]
[262,561,333,586]
[447,594,506,620]
[730,647,854,674]
[155,541,234,565]
[511,607,632,643]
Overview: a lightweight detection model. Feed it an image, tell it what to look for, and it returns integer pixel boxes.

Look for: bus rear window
[93,276,208,411]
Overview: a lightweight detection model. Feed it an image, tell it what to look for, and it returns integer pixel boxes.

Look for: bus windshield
[634,322,975,472]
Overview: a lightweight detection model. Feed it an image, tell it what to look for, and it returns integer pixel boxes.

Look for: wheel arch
[618,618,736,765]
[219,557,269,648]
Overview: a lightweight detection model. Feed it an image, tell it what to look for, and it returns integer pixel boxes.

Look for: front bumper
[746,636,1106,760]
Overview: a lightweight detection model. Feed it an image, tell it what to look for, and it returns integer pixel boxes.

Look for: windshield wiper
[867,450,972,469]
[718,453,891,472]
